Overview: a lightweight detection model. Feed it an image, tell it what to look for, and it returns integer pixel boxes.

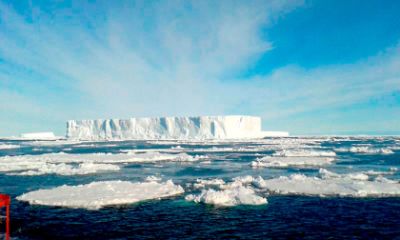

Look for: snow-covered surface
[19,132,59,140]
[0,152,199,175]
[17,180,184,209]
[251,156,335,168]
[67,116,287,140]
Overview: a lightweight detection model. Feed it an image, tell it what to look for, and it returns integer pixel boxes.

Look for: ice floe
[334,146,394,155]
[10,163,120,176]
[145,175,162,182]
[193,178,226,189]
[272,149,336,157]
[185,186,267,207]
[251,156,335,168]
[255,169,400,197]
[188,169,400,201]
[0,144,20,149]
[17,180,184,209]
[186,176,267,206]
[318,168,369,181]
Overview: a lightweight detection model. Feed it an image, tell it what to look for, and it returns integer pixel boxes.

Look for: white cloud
[241,45,400,120]
[0,0,399,135]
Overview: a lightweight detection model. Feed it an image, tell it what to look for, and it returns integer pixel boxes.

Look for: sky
[0,0,399,136]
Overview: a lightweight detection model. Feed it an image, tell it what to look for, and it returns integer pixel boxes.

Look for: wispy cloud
[0,0,399,135]
[240,45,400,119]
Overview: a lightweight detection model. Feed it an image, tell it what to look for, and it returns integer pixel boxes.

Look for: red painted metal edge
[0,194,10,240]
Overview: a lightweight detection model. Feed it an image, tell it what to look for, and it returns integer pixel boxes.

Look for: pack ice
[0,152,199,176]
[66,116,289,140]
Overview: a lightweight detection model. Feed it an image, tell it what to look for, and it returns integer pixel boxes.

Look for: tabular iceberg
[20,132,58,140]
[66,115,288,140]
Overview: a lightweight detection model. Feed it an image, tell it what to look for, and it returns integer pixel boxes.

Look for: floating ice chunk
[273,149,336,157]
[145,175,162,182]
[256,171,400,197]
[199,160,212,165]
[193,178,226,189]
[0,152,200,168]
[0,144,20,149]
[125,151,201,162]
[231,175,256,185]
[185,186,267,206]
[0,152,199,176]
[318,169,369,181]
[374,176,398,184]
[190,145,278,153]
[190,147,236,153]
[390,145,400,150]
[24,140,82,147]
[334,146,394,155]
[362,168,398,176]
[17,180,184,209]
[251,156,335,168]
[187,176,267,206]
[11,163,120,176]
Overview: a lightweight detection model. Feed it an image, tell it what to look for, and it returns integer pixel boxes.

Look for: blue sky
[0,0,399,136]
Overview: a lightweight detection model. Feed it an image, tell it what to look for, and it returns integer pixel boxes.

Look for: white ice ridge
[66,115,289,140]
[0,144,20,149]
[185,186,267,207]
[334,146,394,155]
[11,163,120,176]
[17,180,184,209]
[251,156,335,168]
[273,149,336,157]
[0,152,199,175]
[185,176,267,206]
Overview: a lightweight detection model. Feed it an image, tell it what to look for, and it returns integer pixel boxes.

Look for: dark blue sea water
[0,137,399,239]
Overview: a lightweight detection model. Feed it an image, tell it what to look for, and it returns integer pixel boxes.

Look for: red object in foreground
[0,194,10,240]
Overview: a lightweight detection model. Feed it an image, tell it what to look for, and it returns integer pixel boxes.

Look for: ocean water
[0,137,400,239]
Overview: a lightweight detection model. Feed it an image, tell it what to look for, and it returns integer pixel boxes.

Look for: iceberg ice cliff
[67,116,288,140]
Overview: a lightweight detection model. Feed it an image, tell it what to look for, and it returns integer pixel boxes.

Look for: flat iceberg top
[19,132,58,140]
[17,180,184,210]
[66,115,275,140]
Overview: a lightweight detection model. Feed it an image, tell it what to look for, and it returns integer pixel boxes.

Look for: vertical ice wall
[66,116,263,140]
